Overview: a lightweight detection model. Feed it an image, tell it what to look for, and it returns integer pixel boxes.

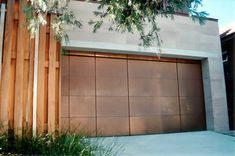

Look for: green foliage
[24,0,82,41]
[0,132,120,156]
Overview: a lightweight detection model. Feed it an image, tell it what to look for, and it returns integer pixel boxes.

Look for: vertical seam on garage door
[127,58,131,135]
[95,54,98,136]
[176,62,182,131]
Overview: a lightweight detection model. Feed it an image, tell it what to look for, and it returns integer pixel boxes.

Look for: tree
[25,0,208,47]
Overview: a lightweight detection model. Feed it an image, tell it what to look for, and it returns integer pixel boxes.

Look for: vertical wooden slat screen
[0,0,61,135]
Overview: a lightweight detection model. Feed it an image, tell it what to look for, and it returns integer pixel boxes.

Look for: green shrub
[0,132,121,156]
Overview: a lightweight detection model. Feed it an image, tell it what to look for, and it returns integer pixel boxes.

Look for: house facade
[59,1,229,136]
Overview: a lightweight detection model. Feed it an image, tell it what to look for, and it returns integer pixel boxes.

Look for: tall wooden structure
[0,0,61,136]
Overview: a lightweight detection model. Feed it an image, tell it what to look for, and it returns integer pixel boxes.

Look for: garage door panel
[70,77,95,96]
[70,117,96,135]
[159,97,179,115]
[181,115,206,131]
[161,116,181,133]
[179,80,203,97]
[61,117,69,133]
[178,63,202,80]
[128,60,154,78]
[61,56,69,96]
[97,117,129,136]
[96,77,128,96]
[129,79,179,97]
[61,96,69,118]
[70,96,96,117]
[129,78,155,96]
[97,97,128,117]
[130,97,179,116]
[130,97,149,116]
[96,58,127,77]
[180,97,205,115]
[146,116,164,134]
[153,62,177,79]
[130,116,180,135]
[70,56,95,77]
[130,117,151,135]
[152,79,178,97]
[62,54,206,136]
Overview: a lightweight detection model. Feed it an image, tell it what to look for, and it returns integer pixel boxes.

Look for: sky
[199,0,235,29]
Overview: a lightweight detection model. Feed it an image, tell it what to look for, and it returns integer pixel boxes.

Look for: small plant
[0,131,122,156]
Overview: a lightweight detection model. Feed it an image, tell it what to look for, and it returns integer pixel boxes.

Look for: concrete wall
[63,1,229,132]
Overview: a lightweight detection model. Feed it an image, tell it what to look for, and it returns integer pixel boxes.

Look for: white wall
[63,1,229,132]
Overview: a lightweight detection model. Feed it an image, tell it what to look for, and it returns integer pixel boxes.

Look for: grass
[0,131,122,156]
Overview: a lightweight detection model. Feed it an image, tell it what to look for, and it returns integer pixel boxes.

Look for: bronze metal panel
[180,97,204,115]
[70,56,95,77]
[128,60,154,78]
[178,79,203,97]
[161,115,180,133]
[130,115,180,135]
[97,117,129,136]
[181,115,206,131]
[64,52,206,136]
[61,56,69,96]
[96,77,128,96]
[70,117,96,135]
[97,97,128,117]
[130,97,178,116]
[96,58,127,78]
[61,118,69,133]
[130,97,153,117]
[130,97,179,116]
[129,78,155,96]
[130,117,148,135]
[70,96,95,117]
[153,79,179,97]
[178,63,202,80]
[153,62,177,79]
[159,97,179,115]
[130,116,163,134]
[146,116,165,134]
[61,96,69,118]
[70,77,95,96]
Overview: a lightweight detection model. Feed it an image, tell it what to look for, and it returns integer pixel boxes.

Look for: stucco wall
[63,1,229,132]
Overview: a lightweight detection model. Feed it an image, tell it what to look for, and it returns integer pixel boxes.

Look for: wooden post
[14,0,27,136]
[37,24,47,134]
[0,0,15,131]
[48,15,57,134]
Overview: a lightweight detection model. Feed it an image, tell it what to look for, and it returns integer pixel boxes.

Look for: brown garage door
[61,52,206,136]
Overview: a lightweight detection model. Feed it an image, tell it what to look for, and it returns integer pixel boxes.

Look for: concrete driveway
[100,131,235,156]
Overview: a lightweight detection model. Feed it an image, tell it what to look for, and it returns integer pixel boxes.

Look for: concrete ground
[99,131,235,156]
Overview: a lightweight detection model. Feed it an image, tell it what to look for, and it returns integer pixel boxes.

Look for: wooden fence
[0,0,61,136]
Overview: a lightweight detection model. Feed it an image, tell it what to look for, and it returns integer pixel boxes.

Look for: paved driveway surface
[99,131,235,156]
